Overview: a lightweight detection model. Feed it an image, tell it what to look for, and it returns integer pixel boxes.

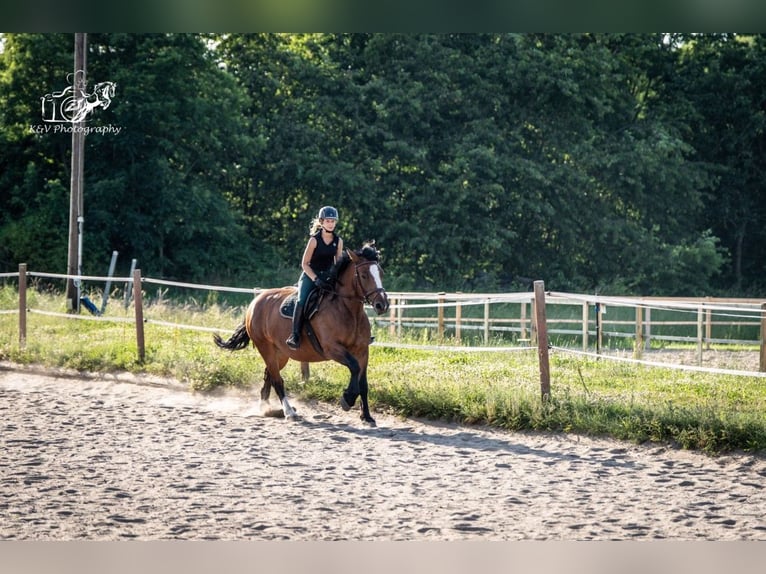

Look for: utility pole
[66,33,87,312]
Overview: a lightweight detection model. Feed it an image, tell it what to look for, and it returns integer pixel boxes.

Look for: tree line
[1,33,764,296]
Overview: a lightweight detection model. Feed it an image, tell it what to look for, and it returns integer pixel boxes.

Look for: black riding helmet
[318,206,339,220]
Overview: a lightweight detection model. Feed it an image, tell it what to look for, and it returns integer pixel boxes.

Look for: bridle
[327,258,387,307]
[352,259,387,306]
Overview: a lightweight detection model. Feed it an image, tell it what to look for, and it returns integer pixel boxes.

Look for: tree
[1,33,262,284]
[673,34,766,294]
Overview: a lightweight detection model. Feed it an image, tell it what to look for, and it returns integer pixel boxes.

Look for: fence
[377,290,766,363]
[3,264,766,394]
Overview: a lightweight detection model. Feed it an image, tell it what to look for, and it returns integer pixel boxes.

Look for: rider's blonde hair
[309,218,323,235]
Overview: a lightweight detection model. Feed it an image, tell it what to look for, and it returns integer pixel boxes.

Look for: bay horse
[214,243,390,426]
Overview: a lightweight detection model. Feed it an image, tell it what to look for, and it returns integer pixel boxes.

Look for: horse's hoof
[340,395,351,411]
[286,413,302,422]
[362,418,377,428]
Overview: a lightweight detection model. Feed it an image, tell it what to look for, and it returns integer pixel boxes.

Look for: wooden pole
[301,362,310,382]
[581,302,589,351]
[124,258,137,309]
[388,297,396,338]
[595,301,602,355]
[483,300,490,345]
[133,268,145,362]
[455,298,462,344]
[644,307,652,350]
[696,306,704,366]
[634,305,643,359]
[66,33,87,313]
[760,303,766,373]
[100,250,118,314]
[533,281,551,402]
[520,301,527,340]
[437,293,445,340]
[18,263,27,347]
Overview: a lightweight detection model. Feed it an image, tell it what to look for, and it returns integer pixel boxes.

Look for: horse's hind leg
[264,352,298,420]
[258,367,272,415]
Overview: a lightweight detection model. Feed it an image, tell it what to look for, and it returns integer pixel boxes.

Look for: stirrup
[286,334,300,349]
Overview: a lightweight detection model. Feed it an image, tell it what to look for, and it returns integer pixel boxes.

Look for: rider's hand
[314,277,331,290]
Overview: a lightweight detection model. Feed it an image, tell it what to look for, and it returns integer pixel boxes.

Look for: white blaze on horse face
[369,264,384,290]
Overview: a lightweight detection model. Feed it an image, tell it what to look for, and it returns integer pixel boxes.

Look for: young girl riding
[285,206,344,349]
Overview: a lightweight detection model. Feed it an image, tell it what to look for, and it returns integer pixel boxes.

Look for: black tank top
[310,231,339,274]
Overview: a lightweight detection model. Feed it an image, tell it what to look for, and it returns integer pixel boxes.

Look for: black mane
[330,242,380,278]
[358,242,381,262]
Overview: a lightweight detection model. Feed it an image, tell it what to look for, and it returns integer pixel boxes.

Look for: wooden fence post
[644,307,651,350]
[595,301,602,355]
[483,300,490,345]
[760,303,766,373]
[455,298,462,344]
[437,293,445,340]
[388,297,396,338]
[581,302,589,351]
[124,258,137,309]
[696,306,704,365]
[520,301,527,340]
[18,263,27,347]
[133,268,145,363]
[533,281,551,402]
[634,305,643,359]
[301,362,310,382]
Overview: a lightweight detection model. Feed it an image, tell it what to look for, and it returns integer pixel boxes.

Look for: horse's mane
[330,242,380,278]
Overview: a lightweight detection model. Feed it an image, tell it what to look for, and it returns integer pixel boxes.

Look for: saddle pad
[279,287,323,319]
[279,291,299,319]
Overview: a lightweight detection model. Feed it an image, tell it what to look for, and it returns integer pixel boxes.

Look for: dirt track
[1,365,765,540]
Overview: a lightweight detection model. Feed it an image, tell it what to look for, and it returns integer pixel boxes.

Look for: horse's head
[94,82,116,108]
[347,243,389,315]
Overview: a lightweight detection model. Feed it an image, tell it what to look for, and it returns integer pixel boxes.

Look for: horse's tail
[213,322,251,351]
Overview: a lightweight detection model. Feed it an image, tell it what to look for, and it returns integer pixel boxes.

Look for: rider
[285,206,344,350]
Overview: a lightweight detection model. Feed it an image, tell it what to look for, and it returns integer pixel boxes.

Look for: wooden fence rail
[378,291,766,371]
[4,265,766,374]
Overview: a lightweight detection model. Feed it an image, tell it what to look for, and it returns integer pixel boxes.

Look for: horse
[64,81,116,123]
[213,242,390,426]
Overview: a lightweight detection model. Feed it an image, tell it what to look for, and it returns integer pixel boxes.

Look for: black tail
[213,322,251,351]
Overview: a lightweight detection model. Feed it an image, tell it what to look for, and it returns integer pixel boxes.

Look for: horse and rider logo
[40,70,116,124]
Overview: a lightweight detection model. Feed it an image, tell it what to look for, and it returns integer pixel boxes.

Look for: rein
[328,259,385,306]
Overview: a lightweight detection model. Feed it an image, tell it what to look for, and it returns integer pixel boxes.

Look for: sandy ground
[601,348,763,372]
[1,364,765,541]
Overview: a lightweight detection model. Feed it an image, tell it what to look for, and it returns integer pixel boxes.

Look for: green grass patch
[1,286,765,455]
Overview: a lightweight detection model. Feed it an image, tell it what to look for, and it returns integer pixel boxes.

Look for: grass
[1,284,765,455]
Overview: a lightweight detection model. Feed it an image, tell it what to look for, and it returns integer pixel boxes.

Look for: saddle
[279,287,327,356]
[279,287,325,320]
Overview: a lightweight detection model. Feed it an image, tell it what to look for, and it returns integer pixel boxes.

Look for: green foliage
[3,33,765,295]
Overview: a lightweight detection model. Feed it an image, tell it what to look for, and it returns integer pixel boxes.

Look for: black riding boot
[285,303,305,349]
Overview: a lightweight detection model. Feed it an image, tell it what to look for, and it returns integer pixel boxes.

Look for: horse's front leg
[358,367,375,427]
[338,352,375,427]
[339,351,361,413]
